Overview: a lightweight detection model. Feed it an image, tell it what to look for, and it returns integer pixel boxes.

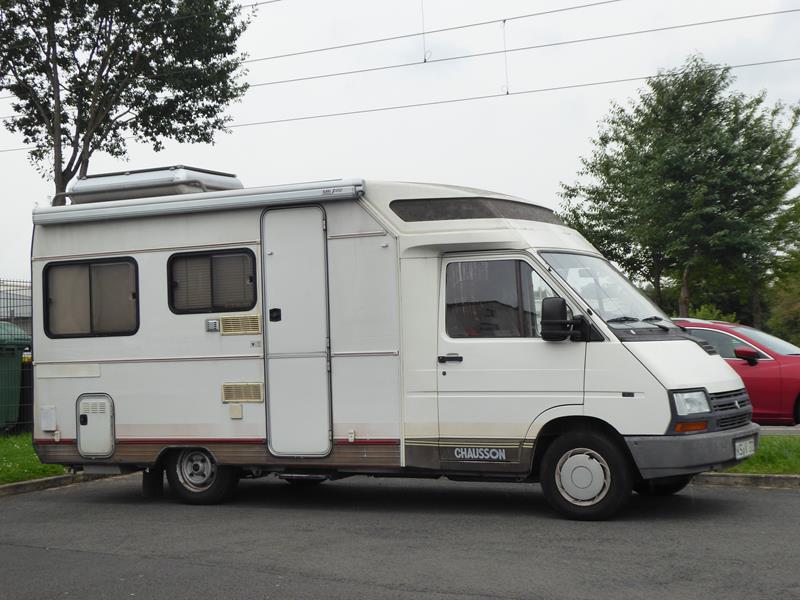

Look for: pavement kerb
[1,470,799,498]
[691,472,800,490]
[0,472,110,498]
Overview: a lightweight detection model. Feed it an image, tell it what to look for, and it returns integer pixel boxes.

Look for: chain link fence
[1,279,32,434]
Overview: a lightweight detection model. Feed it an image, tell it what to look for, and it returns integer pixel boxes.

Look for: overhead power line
[246,8,800,89]
[0,0,621,104]
[6,3,793,118]
[243,0,625,64]
[2,55,798,154]
[230,57,800,127]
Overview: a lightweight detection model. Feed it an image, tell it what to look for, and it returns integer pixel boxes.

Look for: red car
[673,318,800,425]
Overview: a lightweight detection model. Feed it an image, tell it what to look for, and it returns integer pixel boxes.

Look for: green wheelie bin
[0,321,31,430]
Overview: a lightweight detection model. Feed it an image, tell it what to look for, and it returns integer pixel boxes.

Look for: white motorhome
[32,166,759,519]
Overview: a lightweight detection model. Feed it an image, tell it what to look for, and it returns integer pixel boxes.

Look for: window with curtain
[445,259,557,338]
[45,259,138,337]
[169,250,256,314]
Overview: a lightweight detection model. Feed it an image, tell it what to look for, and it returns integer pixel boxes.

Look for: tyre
[540,431,633,520]
[141,467,164,499]
[166,448,238,505]
[634,475,693,496]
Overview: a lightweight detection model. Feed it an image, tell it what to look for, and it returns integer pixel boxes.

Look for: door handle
[438,354,463,363]
[79,414,88,426]
[269,308,282,322]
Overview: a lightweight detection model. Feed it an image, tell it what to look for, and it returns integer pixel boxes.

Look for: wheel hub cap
[177,450,217,492]
[555,448,611,506]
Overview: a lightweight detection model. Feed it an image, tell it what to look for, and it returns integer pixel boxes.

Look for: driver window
[445,259,558,338]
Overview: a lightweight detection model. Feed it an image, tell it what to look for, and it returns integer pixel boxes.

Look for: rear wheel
[540,431,633,520]
[634,475,693,496]
[166,448,238,505]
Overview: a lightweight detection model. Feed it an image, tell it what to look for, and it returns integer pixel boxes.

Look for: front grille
[709,389,752,431]
[717,413,751,430]
[710,389,751,412]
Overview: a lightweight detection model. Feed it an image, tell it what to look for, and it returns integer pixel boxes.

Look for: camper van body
[31,175,759,519]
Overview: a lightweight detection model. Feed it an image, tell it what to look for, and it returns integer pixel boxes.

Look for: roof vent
[64,165,244,204]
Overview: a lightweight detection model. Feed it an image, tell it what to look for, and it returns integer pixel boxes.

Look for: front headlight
[672,390,710,416]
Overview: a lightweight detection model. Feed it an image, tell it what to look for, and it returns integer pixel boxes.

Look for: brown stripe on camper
[33,438,401,468]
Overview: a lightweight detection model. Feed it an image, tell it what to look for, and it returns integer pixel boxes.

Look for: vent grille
[222,383,264,403]
[220,314,261,335]
[717,413,751,430]
[80,400,107,414]
[693,338,718,355]
[710,389,751,412]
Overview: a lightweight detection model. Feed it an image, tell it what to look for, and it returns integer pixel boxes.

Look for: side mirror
[734,346,759,366]
[541,297,579,342]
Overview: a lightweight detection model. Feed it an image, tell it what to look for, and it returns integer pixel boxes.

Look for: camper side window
[445,259,556,338]
[44,259,138,338]
[169,250,256,314]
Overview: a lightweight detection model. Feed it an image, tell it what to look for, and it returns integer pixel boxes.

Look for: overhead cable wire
[228,57,800,128]
[243,0,625,64]
[0,0,625,104]
[245,7,800,89]
[0,0,627,116]
[3,54,796,154]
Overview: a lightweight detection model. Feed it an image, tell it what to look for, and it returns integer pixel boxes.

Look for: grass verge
[727,435,800,475]
[0,433,65,484]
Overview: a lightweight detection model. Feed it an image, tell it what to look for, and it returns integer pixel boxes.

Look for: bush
[689,304,737,323]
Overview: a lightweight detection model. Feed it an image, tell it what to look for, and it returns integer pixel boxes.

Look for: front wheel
[166,448,238,505]
[540,431,633,520]
[634,475,693,496]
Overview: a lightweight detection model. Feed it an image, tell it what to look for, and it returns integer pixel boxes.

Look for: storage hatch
[77,394,115,458]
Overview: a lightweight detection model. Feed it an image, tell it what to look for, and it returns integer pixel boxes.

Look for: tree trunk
[678,264,691,317]
[47,10,66,206]
[751,284,763,329]
[52,171,67,205]
[652,271,663,309]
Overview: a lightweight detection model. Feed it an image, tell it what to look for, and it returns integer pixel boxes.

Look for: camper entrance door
[262,206,332,456]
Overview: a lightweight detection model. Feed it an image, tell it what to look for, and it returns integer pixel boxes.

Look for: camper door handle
[438,354,463,363]
[269,308,282,322]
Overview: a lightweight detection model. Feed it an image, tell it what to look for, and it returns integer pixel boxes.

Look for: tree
[0,0,250,204]
[766,251,800,345]
[561,55,800,320]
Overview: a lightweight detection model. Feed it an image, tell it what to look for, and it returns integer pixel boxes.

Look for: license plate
[735,437,756,460]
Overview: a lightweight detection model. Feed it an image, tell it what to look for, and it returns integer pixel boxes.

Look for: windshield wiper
[606,316,640,323]
[641,316,671,331]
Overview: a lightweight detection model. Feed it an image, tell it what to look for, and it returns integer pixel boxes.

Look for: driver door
[436,254,586,467]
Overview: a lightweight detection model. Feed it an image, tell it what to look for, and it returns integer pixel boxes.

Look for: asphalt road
[1,475,798,600]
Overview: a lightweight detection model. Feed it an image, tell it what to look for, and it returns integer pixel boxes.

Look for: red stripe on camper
[333,439,400,445]
[115,438,267,445]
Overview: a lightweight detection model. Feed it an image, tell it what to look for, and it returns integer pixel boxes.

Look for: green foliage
[560,55,800,320]
[0,433,65,484]
[689,304,736,323]
[766,253,800,346]
[727,436,800,475]
[0,1,251,199]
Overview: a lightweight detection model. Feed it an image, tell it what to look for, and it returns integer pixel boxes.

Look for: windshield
[733,326,800,356]
[540,252,674,329]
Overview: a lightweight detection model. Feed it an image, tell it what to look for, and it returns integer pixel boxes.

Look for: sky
[1,0,799,278]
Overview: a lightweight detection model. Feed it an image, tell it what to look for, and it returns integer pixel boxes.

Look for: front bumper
[625,423,760,479]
